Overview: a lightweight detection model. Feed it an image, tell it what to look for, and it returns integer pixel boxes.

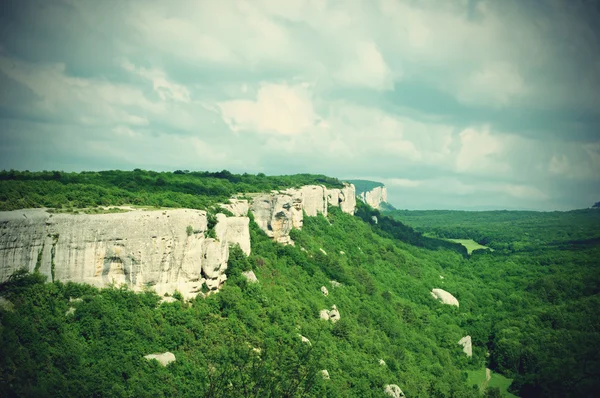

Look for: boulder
[321,370,330,380]
[329,305,341,323]
[330,280,342,288]
[0,296,14,312]
[320,305,340,323]
[242,270,258,283]
[321,286,329,296]
[299,335,311,346]
[458,335,472,357]
[431,288,459,307]
[384,384,406,398]
[144,352,176,366]
[379,359,386,366]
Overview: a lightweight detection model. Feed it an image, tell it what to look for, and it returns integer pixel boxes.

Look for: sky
[0,0,599,211]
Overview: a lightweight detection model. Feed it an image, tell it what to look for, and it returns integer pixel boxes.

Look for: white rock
[321,286,329,296]
[339,251,345,255]
[319,309,330,321]
[299,335,311,346]
[439,275,444,279]
[384,384,406,398]
[431,288,459,307]
[221,199,249,217]
[319,248,327,255]
[301,185,328,217]
[458,335,473,357]
[250,184,356,245]
[321,370,330,380]
[358,186,388,210]
[159,296,178,304]
[144,352,176,366]
[0,296,14,312]
[329,305,340,323]
[379,359,386,366]
[371,216,378,224]
[0,208,249,299]
[330,280,342,288]
[65,307,76,316]
[242,270,258,283]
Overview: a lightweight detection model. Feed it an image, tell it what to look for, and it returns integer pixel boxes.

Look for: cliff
[347,180,389,210]
[0,183,356,297]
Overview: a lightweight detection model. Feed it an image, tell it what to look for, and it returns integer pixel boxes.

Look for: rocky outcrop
[384,384,406,398]
[250,183,356,245]
[299,335,311,346]
[0,184,356,295]
[431,288,459,307]
[242,270,258,283]
[144,352,176,366]
[321,370,330,380]
[359,186,388,210]
[458,335,472,357]
[320,305,340,323]
[220,199,249,217]
[321,286,329,296]
[0,208,250,299]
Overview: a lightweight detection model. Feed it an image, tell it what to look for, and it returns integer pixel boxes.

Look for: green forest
[1,170,599,397]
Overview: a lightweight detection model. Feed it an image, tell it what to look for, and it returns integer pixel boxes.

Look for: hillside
[1,171,599,397]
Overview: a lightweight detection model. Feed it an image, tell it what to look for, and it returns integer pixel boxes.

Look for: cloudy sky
[1,0,599,210]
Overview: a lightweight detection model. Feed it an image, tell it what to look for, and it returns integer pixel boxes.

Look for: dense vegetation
[0,169,343,211]
[388,209,600,396]
[387,209,600,253]
[0,172,599,397]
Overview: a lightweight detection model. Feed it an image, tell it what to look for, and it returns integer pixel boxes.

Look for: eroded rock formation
[384,384,406,398]
[431,288,459,307]
[250,183,356,245]
[0,208,250,299]
[458,335,472,357]
[359,185,388,209]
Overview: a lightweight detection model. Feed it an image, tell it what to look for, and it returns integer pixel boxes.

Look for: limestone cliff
[360,185,388,209]
[250,183,356,245]
[0,208,250,299]
[0,183,357,296]
[347,180,389,210]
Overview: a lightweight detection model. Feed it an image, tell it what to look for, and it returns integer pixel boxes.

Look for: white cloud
[455,126,511,174]
[121,61,191,103]
[335,41,395,91]
[218,83,318,135]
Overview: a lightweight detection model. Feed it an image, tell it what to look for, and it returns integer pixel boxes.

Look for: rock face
[220,199,249,217]
[250,183,356,245]
[359,186,388,209]
[384,384,406,398]
[0,184,356,294]
[0,208,250,299]
[431,288,459,307]
[458,335,472,357]
[144,352,176,366]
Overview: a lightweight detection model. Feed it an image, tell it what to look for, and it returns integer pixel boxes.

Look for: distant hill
[345,179,384,195]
